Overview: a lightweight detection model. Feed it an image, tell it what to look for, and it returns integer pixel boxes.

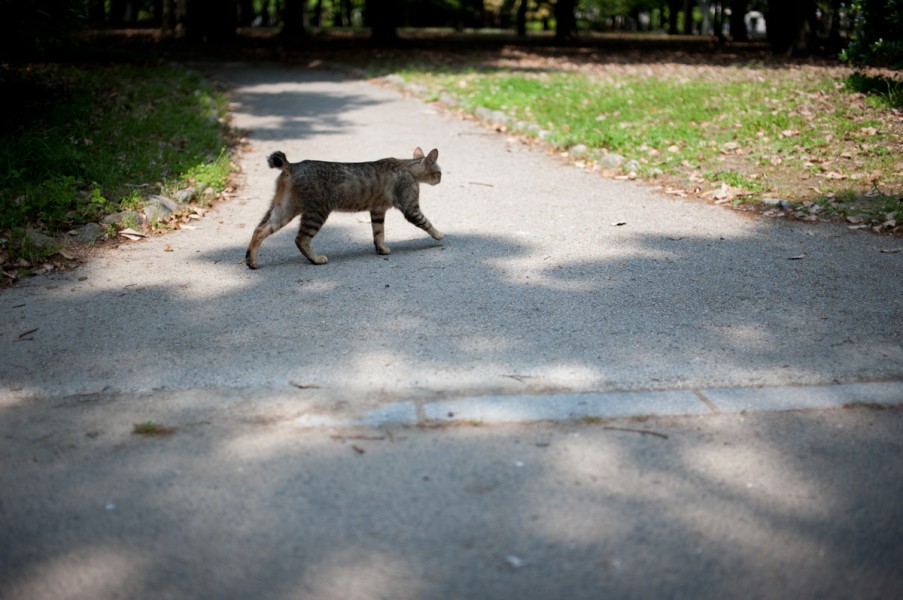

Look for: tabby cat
[245,147,444,268]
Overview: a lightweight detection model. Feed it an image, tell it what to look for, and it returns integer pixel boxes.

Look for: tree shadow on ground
[1,398,902,599]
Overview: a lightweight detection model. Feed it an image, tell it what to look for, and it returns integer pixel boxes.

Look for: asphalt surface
[2,63,902,599]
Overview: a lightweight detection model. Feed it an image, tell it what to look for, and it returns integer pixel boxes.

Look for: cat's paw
[311,255,328,265]
[431,230,444,241]
[376,245,392,255]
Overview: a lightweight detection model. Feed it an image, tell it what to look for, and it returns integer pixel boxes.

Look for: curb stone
[292,381,903,429]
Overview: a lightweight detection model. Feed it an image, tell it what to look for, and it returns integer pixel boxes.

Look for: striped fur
[245,147,443,268]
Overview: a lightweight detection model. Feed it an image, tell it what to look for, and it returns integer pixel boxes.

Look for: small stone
[438,91,458,106]
[570,144,589,157]
[403,82,427,95]
[623,159,641,173]
[762,198,794,209]
[474,106,494,121]
[143,195,180,223]
[599,153,625,169]
[24,230,58,252]
[506,555,526,569]
[494,111,510,124]
[172,187,198,204]
[73,223,106,244]
[102,210,144,227]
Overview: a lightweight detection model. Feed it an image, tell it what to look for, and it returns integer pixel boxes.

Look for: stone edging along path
[294,380,903,428]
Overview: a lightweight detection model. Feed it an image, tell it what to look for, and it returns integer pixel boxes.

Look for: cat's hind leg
[246,190,299,269]
[295,211,330,265]
[370,210,391,255]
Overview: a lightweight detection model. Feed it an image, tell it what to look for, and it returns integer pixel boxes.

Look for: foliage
[841,0,903,67]
[845,71,903,107]
[0,64,232,279]
[0,0,86,57]
[372,51,903,229]
[0,65,229,232]
[132,421,175,436]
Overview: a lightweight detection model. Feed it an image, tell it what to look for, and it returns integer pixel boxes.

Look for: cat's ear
[426,149,439,163]
[413,147,425,159]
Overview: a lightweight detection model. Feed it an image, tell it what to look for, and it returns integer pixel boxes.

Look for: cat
[245,147,444,268]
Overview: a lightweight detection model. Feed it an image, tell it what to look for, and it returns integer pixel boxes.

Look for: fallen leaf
[787,253,809,260]
[611,221,627,227]
[164,245,174,252]
[119,228,146,240]
[879,248,901,254]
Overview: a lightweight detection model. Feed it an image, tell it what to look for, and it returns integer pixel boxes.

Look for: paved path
[1,63,902,599]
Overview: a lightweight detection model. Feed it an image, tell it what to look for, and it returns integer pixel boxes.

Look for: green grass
[350,51,903,230]
[0,64,232,273]
[132,421,175,436]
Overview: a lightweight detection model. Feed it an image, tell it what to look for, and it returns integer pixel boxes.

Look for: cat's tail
[267,151,290,171]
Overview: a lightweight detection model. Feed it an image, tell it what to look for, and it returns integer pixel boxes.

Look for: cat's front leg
[370,210,391,255]
[401,207,443,241]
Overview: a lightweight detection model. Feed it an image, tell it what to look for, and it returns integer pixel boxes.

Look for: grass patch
[579,415,608,424]
[350,50,903,232]
[132,421,176,436]
[845,72,903,109]
[0,63,233,278]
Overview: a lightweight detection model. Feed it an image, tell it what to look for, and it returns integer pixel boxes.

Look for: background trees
[841,0,903,67]
[0,0,899,60]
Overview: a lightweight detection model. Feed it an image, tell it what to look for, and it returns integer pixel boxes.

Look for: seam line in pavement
[692,389,720,413]
[292,380,903,428]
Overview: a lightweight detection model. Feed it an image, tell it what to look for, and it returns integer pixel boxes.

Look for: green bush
[841,0,903,68]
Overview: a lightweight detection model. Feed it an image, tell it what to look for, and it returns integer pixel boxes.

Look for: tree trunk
[516,0,527,37]
[682,0,693,34]
[766,0,815,55]
[729,0,747,41]
[237,0,254,26]
[282,0,308,37]
[366,0,399,43]
[184,0,237,41]
[86,0,106,24]
[700,0,711,35]
[668,0,680,34]
[161,0,176,36]
[554,0,577,42]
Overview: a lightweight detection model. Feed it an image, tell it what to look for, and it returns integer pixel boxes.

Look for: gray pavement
[2,63,903,599]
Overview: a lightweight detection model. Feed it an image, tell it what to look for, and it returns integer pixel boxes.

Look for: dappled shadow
[2,216,899,400]
[1,402,902,598]
[209,64,385,143]
[1,61,900,410]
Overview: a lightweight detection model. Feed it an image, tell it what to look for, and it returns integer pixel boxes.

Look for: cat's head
[413,147,441,186]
